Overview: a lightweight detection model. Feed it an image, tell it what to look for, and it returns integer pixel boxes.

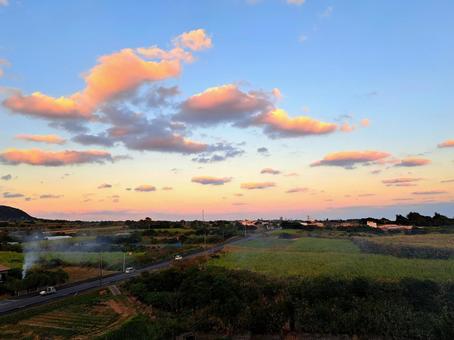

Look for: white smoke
[22,232,42,279]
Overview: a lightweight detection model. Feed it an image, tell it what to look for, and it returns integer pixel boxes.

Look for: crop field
[363,233,454,249]
[0,290,124,339]
[210,235,454,282]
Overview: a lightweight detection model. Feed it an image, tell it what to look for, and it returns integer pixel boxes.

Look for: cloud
[0,58,10,77]
[192,142,244,163]
[97,106,207,154]
[3,192,24,198]
[360,119,370,127]
[311,150,391,169]
[72,133,115,147]
[438,140,454,148]
[255,109,338,138]
[241,182,275,190]
[173,29,213,51]
[15,134,66,145]
[40,194,63,199]
[395,157,431,167]
[191,176,232,185]
[287,0,305,5]
[134,185,156,192]
[286,187,308,193]
[260,168,281,175]
[382,178,422,187]
[412,191,447,196]
[321,6,334,17]
[98,183,112,189]
[257,147,270,156]
[1,174,12,181]
[162,186,173,191]
[340,122,355,132]
[176,84,272,125]
[0,149,113,166]
[441,179,454,183]
[284,172,299,177]
[2,29,210,120]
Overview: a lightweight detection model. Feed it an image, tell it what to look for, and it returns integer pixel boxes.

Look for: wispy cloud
[241,182,275,190]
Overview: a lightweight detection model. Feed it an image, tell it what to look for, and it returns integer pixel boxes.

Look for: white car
[125,267,135,273]
[40,286,57,296]
[174,255,183,261]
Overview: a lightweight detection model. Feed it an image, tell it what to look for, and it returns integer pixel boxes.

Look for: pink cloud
[177,84,272,125]
[286,187,308,193]
[173,29,213,51]
[311,150,391,169]
[438,140,454,148]
[382,178,422,187]
[395,157,431,167]
[0,149,113,166]
[241,182,275,190]
[260,168,281,175]
[191,176,232,185]
[2,30,211,120]
[15,134,66,145]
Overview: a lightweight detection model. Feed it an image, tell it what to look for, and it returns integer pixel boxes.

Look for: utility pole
[99,253,103,286]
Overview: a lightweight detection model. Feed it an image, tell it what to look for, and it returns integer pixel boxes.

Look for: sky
[0,0,453,221]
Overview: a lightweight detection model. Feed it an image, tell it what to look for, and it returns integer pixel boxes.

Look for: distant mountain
[0,205,34,221]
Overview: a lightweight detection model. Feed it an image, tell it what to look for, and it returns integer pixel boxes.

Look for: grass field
[39,251,127,267]
[0,251,23,269]
[210,236,454,282]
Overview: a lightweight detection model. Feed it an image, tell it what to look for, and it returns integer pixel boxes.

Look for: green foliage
[125,266,454,339]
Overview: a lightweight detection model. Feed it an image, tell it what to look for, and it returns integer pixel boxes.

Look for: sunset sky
[0,0,453,220]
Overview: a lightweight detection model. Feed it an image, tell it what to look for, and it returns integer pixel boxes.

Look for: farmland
[0,290,130,339]
[210,233,454,282]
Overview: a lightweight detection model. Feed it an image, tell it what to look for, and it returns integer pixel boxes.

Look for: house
[0,265,10,282]
[366,220,412,231]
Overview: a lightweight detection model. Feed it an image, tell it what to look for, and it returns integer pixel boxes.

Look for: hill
[0,205,34,221]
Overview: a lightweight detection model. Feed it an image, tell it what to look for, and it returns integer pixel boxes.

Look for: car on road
[174,254,183,261]
[125,267,135,273]
[39,286,57,296]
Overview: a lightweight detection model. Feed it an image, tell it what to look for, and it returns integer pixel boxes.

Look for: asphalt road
[0,235,253,315]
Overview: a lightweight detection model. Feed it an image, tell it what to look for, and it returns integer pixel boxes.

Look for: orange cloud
[97,183,112,189]
[15,134,66,144]
[311,150,391,168]
[241,182,275,190]
[360,118,370,127]
[178,84,271,124]
[395,157,431,167]
[257,109,338,138]
[340,122,355,132]
[438,139,454,148]
[3,30,210,120]
[191,176,232,185]
[0,149,113,166]
[174,29,212,51]
[4,92,83,119]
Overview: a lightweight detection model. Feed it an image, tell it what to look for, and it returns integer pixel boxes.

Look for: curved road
[0,236,253,315]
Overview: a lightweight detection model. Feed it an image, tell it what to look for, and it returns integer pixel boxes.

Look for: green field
[210,236,454,282]
[0,251,23,269]
[39,251,127,266]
